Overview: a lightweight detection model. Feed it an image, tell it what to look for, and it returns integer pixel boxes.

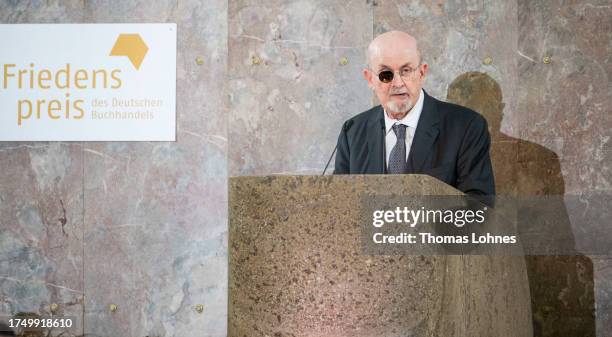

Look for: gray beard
[387,98,414,115]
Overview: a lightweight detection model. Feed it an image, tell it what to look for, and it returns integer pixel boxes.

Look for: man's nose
[391,70,406,88]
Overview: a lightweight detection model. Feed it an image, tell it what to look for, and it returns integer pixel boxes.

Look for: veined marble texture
[0,3,87,337]
[0,142,84,335]
[516,2,610,335]
[228,0,373,176]
[1,1,228,336]
[1,0,611,336]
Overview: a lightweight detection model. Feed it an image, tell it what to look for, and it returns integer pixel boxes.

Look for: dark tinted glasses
[377,66,420,83]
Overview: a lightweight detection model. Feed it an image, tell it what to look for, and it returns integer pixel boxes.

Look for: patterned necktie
[388,124,408,174]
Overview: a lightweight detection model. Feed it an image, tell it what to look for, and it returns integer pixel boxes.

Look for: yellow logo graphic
[110,34,148,70]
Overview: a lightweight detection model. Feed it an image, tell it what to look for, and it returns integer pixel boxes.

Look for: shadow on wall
[447,72,595,337]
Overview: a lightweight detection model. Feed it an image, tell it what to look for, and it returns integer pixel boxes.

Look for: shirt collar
[384,89,425,134]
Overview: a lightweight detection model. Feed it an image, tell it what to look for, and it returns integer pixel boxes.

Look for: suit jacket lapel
[366,106,385,174]
[408,92,440,173]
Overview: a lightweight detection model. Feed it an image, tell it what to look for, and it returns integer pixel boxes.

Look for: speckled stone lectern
[229,175,532,337]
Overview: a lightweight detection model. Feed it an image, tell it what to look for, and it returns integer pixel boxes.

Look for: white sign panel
[0,24,176,141]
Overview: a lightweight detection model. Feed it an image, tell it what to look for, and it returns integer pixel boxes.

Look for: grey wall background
[1,1,228,336]
[0,0,610,336]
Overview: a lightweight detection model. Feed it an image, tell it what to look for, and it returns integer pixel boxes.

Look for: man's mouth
[391,93,408,98]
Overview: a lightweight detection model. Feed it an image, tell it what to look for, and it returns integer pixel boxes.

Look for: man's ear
[363,68,374,89]
[419,63,429,79]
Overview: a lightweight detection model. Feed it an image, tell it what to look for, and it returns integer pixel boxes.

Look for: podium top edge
[228,175,462,195]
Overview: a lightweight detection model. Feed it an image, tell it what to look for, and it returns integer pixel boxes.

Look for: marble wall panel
[80,1,228,336]
[0,0,85,22]
[517,2,611,335]
[594,257,612,335]
[517,0,611,194]
[228,0,373,175]
[83,141,227,337]
[0,143,84,335]
[0,1,86,335]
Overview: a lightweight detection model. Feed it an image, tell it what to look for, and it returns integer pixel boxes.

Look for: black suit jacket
[333,91,495,196]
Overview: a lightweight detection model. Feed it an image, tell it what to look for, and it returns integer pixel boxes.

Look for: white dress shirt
[384,89,425,169]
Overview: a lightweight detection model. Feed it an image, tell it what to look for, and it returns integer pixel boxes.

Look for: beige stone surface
[229,175,532,337]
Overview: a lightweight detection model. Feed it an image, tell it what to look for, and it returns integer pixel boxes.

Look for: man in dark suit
[334,31,494,196]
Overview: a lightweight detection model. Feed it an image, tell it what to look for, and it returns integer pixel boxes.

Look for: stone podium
[228,175,532,337]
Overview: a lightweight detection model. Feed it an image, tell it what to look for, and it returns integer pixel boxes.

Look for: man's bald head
[367,31,422,68]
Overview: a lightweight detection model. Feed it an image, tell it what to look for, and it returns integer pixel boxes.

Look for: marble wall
[1,1,228,336]
[228,0,373,175]
[515,2,610,335]
[0,0,610,336]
